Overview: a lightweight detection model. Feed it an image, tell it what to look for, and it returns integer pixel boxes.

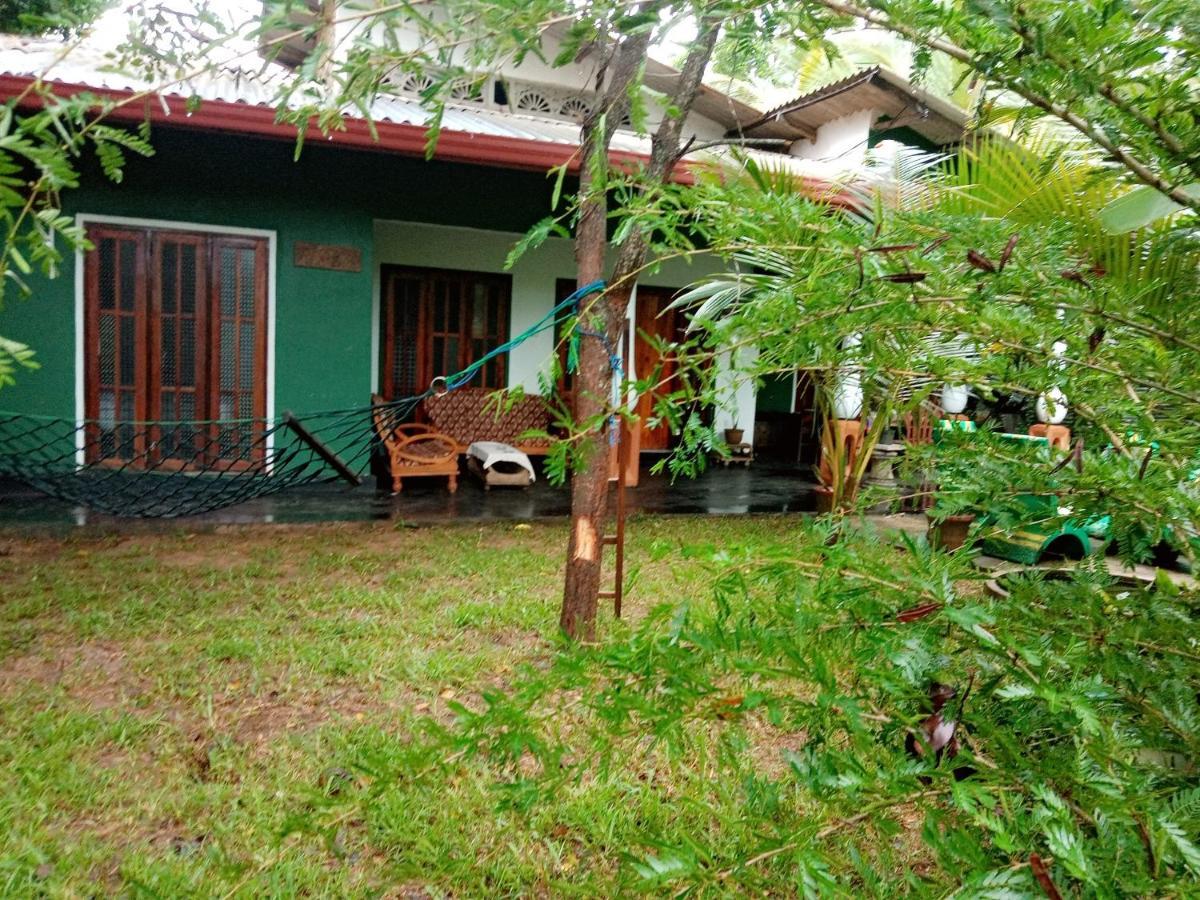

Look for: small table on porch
[717,442,754,467]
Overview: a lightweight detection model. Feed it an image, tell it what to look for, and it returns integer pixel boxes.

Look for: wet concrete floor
[0,460,820,531]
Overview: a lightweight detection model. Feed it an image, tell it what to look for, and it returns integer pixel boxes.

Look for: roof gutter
[0,74,697,184]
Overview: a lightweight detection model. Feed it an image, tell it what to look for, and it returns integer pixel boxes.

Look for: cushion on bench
[423,388,553,453]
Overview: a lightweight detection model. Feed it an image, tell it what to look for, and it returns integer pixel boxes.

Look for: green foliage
[777,26,979,110]
[289,520,1200,894]
[0,333,37,388]
[825,0,1200,216]
[1101,183,1200,234]
[0,0,109,35]
[0,89,154,391]
[657,140,1200,566]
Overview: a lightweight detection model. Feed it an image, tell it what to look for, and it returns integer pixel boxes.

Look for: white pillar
[941,383,969,415]
[833,333,863,419]
[714,345,759,444]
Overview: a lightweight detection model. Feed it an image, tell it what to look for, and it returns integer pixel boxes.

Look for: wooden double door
[634,285,689,452]
[82,223,268,467]
[378,266,511,400]
[552,281,688,451]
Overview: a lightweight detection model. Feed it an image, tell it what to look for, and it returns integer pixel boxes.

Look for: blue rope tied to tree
[449,277,623,446]
[563,283,625,446]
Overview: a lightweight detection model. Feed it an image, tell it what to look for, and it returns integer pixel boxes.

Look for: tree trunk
[559,280,630,640]
[560,125,616,639]
[559,20,654,640]
[560,12,721,640]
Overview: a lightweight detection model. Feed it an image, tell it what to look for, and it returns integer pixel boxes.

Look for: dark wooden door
[85,225,148,462]
[634,285,685,452]
[149,230,208,465]
[209,237,269,466]
[83,224,268,468]
[379,266,511,400]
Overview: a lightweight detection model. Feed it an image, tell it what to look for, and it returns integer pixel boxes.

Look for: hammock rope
[0,280,607,518]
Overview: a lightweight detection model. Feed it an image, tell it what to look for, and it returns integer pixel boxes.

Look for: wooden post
[599,416,630,618]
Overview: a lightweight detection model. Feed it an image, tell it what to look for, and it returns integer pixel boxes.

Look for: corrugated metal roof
[0,33,870,182]
[743,66,970,147]
[757,67,885,124]
[0,34,292,105]
[0,33,661,155]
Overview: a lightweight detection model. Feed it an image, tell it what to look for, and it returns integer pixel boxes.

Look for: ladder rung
[601,535,618,546]
[598,591,617,599]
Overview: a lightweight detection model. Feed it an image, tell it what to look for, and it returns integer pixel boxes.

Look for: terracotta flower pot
[926,510,976,551]
[724,428,744,445]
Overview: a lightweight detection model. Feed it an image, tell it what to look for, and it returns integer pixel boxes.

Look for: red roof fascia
[0,74,696,184]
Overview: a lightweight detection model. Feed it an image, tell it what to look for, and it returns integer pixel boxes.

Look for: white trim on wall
[73,213,278,467]
[370,262,380,395]
[73,226,85,466]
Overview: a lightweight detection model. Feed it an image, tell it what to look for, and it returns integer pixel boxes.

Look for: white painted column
[832,332,864,419]
[713,344,759,445]
[941,383,969,415]
[620,284,638,409]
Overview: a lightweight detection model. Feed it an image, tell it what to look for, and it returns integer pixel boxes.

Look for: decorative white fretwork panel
[390,70,634,128]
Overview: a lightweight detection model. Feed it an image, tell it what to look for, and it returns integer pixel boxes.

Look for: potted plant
[813,374,901,516]
[724,422,744,445]
[924,428,978,551]
[925,505,977,550]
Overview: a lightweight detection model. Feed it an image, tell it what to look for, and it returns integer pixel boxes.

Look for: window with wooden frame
[378,266,511,400]
[83,223,269,468]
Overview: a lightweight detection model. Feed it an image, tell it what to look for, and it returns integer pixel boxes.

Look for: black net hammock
[0,281,606,518]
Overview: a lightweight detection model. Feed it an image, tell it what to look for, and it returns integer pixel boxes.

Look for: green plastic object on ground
[936,424,1105,565]
[979,491,1100,565]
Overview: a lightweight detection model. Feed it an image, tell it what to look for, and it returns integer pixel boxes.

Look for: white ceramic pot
[1036,387,1068,424]
[941,383,969,415]
[833,372,863,419]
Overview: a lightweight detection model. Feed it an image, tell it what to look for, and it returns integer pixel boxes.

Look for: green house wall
[0,127,560,420]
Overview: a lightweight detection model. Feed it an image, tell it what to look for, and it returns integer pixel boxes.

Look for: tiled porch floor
[0,460,819,531]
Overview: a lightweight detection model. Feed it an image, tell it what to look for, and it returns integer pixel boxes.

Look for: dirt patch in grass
[0,634,400,754]
[0,535,68,563]
[215,684,384,747]
[151,542,258,570]
[746,719,809,779]
[0,637,149,709]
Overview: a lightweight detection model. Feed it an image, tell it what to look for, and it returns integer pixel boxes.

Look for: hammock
[0,281,606,518]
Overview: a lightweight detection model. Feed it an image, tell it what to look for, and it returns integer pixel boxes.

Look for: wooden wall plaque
[294,241,362,273]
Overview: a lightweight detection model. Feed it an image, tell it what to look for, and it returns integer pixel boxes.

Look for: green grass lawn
[0,515,816,897]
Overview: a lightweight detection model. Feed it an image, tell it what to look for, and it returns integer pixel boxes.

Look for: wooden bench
[422,388,554,456]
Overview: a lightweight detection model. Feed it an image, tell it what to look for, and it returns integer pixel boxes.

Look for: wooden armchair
[370,394,460,493]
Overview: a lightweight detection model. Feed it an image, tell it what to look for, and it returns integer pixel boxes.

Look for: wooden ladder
[598,416,631,618]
